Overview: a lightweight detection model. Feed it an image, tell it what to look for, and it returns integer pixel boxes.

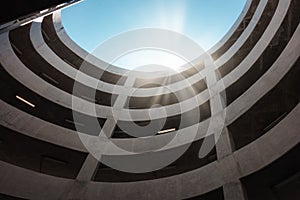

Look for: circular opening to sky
[62,0,247,71]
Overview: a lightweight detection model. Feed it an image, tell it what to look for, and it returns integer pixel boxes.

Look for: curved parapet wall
[0,0,299,199]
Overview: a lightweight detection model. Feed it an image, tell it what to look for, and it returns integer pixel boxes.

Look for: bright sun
[112,49,187,72]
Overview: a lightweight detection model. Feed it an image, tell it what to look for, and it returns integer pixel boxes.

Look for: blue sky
[62,0,246,70]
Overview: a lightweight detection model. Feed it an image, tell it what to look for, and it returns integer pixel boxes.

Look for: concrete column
[215,126,247,200]
[75,75,136,182]
[216,128,247,200]
[76,118,117,181]
[223,180,247,200]
[198,58,226,158]
[76,154,99,181]
[205,58,247,200]
[215,128,234,160]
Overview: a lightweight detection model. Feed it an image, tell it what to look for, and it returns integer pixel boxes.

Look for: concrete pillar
[215,120,246,200]
[215,128,234,160]
[223,180,247,200]
[76,154,99,181]
[75,75,136,182]
[76,118,117,181]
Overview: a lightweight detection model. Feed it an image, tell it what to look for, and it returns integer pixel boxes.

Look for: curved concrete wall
[0,0,299,199]
[0,103,299,199]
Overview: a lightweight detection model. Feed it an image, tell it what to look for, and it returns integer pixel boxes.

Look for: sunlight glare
[113,49,187,72]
